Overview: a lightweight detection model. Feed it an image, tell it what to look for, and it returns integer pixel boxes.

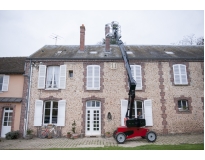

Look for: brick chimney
[80,24,85,51]
[105,24,110,52]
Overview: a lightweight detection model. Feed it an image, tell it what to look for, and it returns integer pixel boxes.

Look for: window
[86,65,100,90]
[43,101,58,124]
[46,66,60,89]
[178,100,189,111]
[69,70,73,78]
[130,65,142,90]
[131,101,144,119]
[173,64,188,85]
[38,65,67,89]
[121,99,153,126]
[86,100,101,107]
[0,75,9,92]
[34,99,66,126]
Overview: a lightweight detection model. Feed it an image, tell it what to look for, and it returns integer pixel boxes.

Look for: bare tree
[196,36,204,45]
[179,34,196,45]
[172,34,204,45]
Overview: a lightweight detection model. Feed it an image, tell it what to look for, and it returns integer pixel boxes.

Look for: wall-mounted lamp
[107,112,112,120]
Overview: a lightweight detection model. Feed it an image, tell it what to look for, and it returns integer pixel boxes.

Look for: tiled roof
[0,57,26,74]
[28,45,204,61]
[0,97,22,103]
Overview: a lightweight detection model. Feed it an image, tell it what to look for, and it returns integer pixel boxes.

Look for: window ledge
[45,88,59,91]
[174,84,188,86]
[86,88,100,90]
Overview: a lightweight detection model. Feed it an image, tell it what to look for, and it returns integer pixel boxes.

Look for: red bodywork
[115,126,149,139]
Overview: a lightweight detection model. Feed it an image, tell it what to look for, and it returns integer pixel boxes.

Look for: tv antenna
[49,33,63,45]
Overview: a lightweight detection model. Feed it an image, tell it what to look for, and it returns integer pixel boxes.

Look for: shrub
[5,130,20,140]
[26,128,33,135]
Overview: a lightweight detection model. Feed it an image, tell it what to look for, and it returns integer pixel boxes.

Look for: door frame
[82,97,105,137]
[0,104,15,137]
[85,107,101,136]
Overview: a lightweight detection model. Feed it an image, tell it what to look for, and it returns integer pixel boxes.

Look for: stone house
[22,25,204,137]
[0,57,26,137]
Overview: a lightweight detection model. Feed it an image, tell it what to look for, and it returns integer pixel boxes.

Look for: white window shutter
[2,75,9,91]
[87,65,100,90]
[144,99,153,126]
[121,100,128,126]
[180,65,188,84]
[173,64,180,84]
[94,66,100,89]
[38,65,46,89]
[57,100,66,126]
[173,64,188,85]
[135,65,142,90]
[59,65,67,89]
[34,100,43,126]
[130,65,142,90]
[87,66,93,89]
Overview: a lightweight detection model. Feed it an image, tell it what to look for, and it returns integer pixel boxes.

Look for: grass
[46,143,204,150]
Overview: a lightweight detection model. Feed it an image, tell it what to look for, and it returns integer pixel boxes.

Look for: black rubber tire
[113,130,117,138]
[115,132,126,144]
[146,131,157,142]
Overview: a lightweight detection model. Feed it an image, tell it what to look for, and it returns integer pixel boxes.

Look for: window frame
[86,65,100,90]
[0,74,9,92]
[46,66,60,89]
[86,100,101,108]
[130,65,142,90]
[131,101,144,119]
[178,100,189,111]
[173,64,188,85]
[38,64,66,90]
[43,100,58,125]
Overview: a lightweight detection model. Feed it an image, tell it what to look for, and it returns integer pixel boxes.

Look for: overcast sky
[0,2,204,57]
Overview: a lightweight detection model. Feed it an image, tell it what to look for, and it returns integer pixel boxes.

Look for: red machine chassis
[114,126,149,139]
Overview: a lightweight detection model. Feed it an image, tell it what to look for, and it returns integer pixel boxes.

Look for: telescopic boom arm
[106,21,136,120]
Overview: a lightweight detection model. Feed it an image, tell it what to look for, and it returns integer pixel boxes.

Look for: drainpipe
[23,60,32,137]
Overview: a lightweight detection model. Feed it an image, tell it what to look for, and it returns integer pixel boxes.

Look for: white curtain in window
[46,66,60,88]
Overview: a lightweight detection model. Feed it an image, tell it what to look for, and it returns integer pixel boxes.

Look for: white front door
[1,108,13,137]
[85,100,101,136]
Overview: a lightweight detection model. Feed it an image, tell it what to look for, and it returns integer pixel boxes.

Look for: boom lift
[106,21,157,144]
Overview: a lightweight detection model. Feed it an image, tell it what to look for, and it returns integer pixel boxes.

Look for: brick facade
[24,60,204,137]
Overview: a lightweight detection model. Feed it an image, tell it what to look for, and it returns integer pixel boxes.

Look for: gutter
[23,60,32,137]
[26,57,204,62]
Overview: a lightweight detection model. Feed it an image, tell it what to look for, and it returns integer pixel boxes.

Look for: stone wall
[26,60,204,137]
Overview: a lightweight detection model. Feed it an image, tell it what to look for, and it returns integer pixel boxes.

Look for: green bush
[5,130,20,140]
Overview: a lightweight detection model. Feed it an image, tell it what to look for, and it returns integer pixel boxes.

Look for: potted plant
[25,128,33,140]
[67,132,71,138]
[105,132,112,138]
